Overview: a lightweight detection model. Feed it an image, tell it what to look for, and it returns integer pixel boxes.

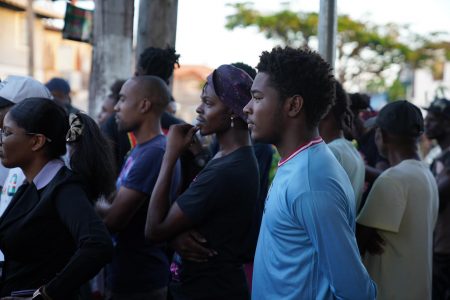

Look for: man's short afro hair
[256,46,335,128]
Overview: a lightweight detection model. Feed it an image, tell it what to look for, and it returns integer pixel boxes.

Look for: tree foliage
[226,2,450,89]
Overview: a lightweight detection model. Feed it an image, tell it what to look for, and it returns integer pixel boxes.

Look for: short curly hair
[256,46,335,128]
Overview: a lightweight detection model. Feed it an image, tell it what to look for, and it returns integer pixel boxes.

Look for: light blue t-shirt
[252,140,376,300]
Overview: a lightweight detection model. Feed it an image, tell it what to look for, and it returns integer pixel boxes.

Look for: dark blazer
[0,167,113,300]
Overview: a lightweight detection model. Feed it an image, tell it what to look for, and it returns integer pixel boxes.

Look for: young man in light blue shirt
[243,46,376,300]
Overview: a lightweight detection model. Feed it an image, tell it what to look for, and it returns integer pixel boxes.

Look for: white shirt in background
[357,159,439,300]
[328,138,365,212]
[0,167,26,261]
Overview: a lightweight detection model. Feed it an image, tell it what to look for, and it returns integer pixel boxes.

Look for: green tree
[226,2,450,89]
[387,78,407,101]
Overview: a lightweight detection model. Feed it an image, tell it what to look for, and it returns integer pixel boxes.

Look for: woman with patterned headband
[145,65,259,300]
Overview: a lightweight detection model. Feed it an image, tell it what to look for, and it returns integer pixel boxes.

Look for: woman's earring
[230,116,234,128]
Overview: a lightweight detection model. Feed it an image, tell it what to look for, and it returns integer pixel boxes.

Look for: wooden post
[135,0,178,58]
[26,0,35,77]
[88,0,134,115]
[318,0,337,67]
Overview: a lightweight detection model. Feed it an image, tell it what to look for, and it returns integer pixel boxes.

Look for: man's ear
[140,98,152,113]
[31,135,48,152]
[285,95,304,117]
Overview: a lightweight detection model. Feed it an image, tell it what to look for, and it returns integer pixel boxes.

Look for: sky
[175,0,450,68]
[42,0,450,69]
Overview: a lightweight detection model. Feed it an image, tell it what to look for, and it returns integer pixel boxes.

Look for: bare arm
[145,124,198,242]
[96,187,147,233]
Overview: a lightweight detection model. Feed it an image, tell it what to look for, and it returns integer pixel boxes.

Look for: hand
[95,197,111,218]
[188,134,203,156]
[165,124,199,159]
[356,224,386,256]
[366,231,386,255]
[170,230,217,262]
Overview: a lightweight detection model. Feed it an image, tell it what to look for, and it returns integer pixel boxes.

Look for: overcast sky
[45,0,450,69]
[175,0,450,68]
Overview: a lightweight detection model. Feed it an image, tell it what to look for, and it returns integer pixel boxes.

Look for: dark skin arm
[96,187,147,233]
[365,165,382,184]
[145,124,200,243]
[356,223,386,256]
[170,230,217,262]
[365,161,389,184]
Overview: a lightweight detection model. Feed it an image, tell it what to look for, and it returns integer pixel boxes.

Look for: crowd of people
[0,44,448,300]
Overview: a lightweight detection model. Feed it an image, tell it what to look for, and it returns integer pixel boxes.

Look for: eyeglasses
[0,128,52,144]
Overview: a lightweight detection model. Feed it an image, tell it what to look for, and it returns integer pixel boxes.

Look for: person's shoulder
[51,167,83,187]
[51,166,75,183]
[203,147,257,178]
[373,164,409,189]
[124,137,166,174]
[403,160,439,187]
[305,144,354,193]
[390,160,427,176]
[328,138,354,152]
[228,146,258,170]
[308,142,344,173]
[236,145,257,158]
[43,167,86,199]
[134,136,166,156]
[327,140,343,160]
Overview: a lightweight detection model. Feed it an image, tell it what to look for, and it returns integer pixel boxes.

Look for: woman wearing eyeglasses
[0,98,114,300]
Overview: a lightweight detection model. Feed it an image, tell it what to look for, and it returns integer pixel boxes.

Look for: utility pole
[26,0,35,77]
[88,0,134,115]
[135,0,178,58]
[318,0,337,68]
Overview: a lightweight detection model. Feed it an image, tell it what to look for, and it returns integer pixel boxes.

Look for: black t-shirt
[210,140,273,204]
[172,146,259,300]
